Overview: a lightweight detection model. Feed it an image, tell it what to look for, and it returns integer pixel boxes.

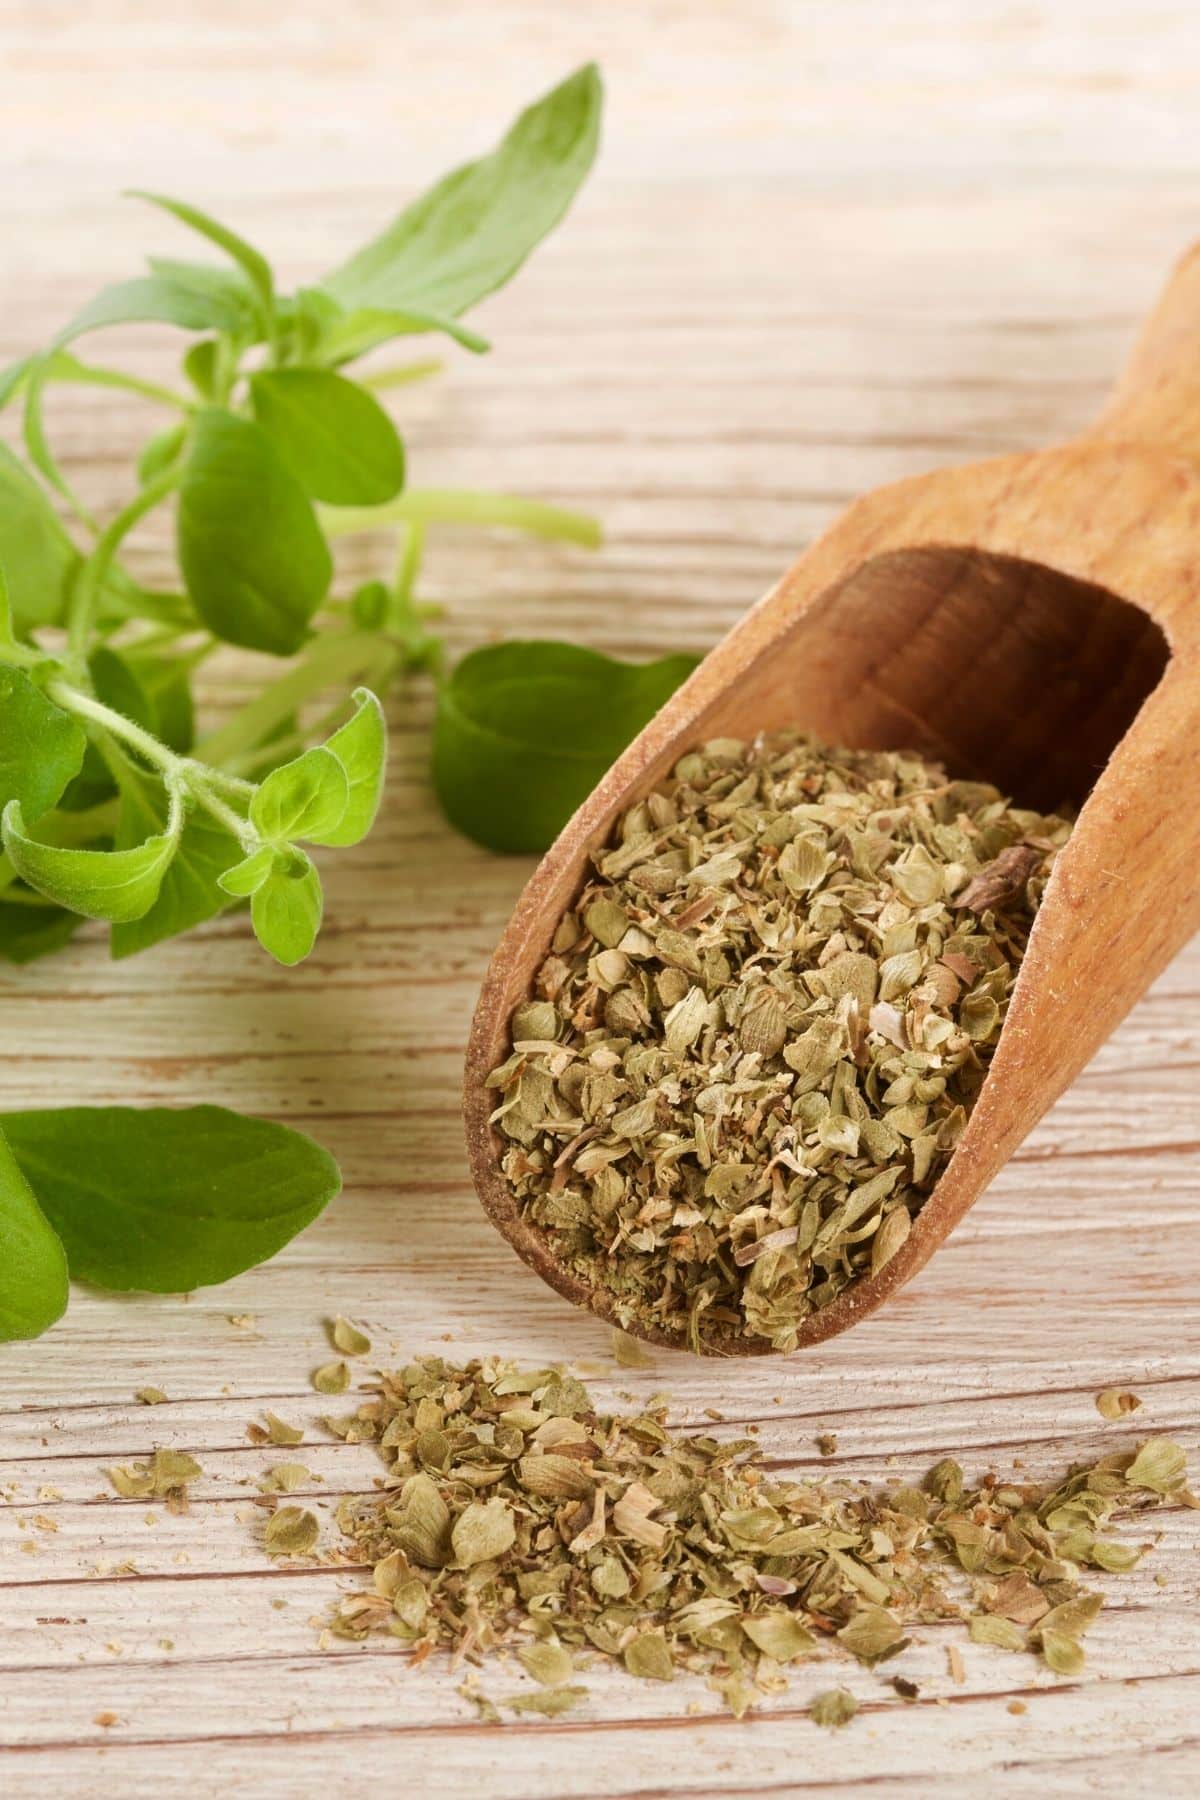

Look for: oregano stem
[321,488,602,547]
[45,679,258,852]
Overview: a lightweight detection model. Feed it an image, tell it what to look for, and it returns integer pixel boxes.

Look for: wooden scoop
[464,245,1200,1354]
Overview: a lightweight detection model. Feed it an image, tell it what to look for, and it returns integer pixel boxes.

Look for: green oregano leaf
[0,667,87,822]
[432,640,699,853]
[251,849,324,966]
[2,795,181,923]
[0,441,81,631]
[219,844,276,898]
[315,688,388,847]
[249,369,405,505]
[323,64,602,320]
[176,409,332,655]
[0,1126,69,1343]
[0,1105,340,1293]
[250,746,349,844]
[130,191,276,331]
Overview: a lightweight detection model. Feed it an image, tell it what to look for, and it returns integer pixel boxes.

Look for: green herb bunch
[0,64,614,970]
[0,65,696,1344]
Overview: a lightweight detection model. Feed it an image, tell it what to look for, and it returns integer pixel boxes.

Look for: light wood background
[2,3,1199,1795]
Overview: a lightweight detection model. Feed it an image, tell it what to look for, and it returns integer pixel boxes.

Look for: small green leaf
[251,850,323,966]
[0,668,87,822]
[218,844,275,898]
[131,192,275,329]
[109,761,242,959]
[249,369,404,505]
[56,273,251,345]
[0,442,81,631]
[0,563,12,643]
[316,688,387,847]
[3,794,181,923]
[177,409,332,655]
[0,1126,68,1342]
[0,1106,340,1294]
[433,640,699,853]
[323,65,602,320]
[250,747,349,844]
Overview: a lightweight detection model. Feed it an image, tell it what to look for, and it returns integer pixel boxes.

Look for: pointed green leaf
[316,687,387,846]
[251,850,323,966]
[433,640,699,853]
[251,747,349,844]
[131,192,275,327]
[322,65,602,319]
[0,1127,69,1342]
[218,844,275,898]
[0,1106,340,1293]
[249,369,405,505]
[57,273,252,344]
[0,667,87,822]
[177,409,332,655]
[3,794,180,923]
[0,441,81,631]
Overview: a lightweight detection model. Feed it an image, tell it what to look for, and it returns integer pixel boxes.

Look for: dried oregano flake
[318,1355,1186,1718]
[489,732,1071,1351]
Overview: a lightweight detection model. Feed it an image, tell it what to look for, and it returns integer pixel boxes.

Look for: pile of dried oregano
[488,732,1072,1351]
[318,1356,1189,1721]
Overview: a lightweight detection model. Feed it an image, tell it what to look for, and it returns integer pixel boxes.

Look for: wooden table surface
[2,4,1199,1795]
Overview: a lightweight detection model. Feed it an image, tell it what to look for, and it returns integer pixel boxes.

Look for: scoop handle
[1093,242,1200,457]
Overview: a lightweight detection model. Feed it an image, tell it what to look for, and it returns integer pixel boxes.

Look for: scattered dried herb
[810,1687,858,1729]
[1096,1388,1142,1421]
[313,1360,351,1395]
[489,733,1071,1350]
[320,1356,1186,1715]
[330,1316,371,1357]
[264,1506,321,1557]
[108,1448,202,1506]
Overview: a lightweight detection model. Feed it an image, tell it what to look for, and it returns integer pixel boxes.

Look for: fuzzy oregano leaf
[177,409,332,655]
[433,640,699,853]
[0,667,87,822]
[0,1127,68,1342]
[250,850,324,967]
[316,688,388,846]
[56,273,252,346]
[0,442,82,631]
[250,746,350,844]
[249,369,405,505]
[2,795,181,923]
[322,64,602,321]
[0,1106,340,1294]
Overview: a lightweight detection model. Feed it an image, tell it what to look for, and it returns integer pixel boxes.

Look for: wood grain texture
[1,2,1199,1794]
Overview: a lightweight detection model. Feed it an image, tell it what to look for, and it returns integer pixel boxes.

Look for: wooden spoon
[464,245,1200,1355]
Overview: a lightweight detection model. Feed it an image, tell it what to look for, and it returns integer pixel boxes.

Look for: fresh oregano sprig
[0,65,689,1346]
[0,64,610,969]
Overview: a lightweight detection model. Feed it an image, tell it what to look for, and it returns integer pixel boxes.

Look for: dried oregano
[323,1356,1187,1716]
[488,733,1072,1351]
